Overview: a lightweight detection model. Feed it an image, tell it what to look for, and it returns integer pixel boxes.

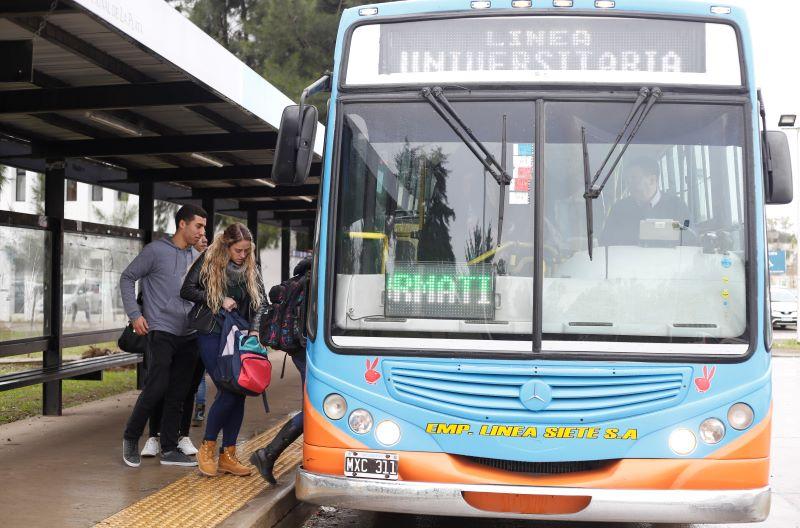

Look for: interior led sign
[385,262,495,319]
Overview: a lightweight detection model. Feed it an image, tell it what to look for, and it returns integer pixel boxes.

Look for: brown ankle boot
[218,446,252,476]
[197,440,218,477]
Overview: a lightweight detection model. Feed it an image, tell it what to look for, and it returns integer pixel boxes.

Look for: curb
[219,466,300,528]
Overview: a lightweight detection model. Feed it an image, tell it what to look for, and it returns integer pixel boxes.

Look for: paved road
[291,356,800,528]
[774,327,798,341]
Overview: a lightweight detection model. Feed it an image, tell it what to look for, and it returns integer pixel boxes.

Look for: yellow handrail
[347,232,388,274]
[467,241,515,265]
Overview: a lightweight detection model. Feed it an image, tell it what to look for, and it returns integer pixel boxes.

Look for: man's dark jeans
[124,331,198,452]
[148,355,204,438]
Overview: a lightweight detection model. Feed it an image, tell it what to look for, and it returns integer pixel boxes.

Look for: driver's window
[543,101,747,343]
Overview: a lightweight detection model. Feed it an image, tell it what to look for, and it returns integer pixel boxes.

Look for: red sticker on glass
[514,178,531,192]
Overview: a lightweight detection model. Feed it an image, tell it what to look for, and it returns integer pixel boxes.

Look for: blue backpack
[213,311,272,411]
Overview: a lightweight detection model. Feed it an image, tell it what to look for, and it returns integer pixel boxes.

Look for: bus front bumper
[296,469,770,523]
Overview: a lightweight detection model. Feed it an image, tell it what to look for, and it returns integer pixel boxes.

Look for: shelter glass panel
[0,226,49,341]
[63,233,142,334]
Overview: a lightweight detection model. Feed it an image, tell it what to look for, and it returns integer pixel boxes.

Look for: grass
[0,367,137,425]
[772,339,800,351]
[2,341,118,362]
[0,340,136,426]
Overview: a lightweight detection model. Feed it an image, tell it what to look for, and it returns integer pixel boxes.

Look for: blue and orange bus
[270,0,793,522]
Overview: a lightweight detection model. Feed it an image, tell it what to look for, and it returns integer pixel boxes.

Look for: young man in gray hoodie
[120,204,207,467]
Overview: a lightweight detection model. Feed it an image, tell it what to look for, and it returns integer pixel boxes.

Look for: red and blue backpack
[259,265,309,356]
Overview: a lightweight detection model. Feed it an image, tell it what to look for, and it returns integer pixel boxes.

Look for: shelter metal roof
[0,0,321,224]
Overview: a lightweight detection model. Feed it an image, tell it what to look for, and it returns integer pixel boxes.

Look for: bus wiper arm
[581,87,662,259]
[421,87,511,185]
[586,87,662,198]
[587,87,650,191]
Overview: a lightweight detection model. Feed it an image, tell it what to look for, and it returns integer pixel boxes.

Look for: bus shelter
[0,0,320,415]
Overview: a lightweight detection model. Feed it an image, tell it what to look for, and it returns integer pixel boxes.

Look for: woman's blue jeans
[198,332,245,447]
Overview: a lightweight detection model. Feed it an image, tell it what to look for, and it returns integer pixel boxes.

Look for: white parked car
[771,288,797,328]
[63,280,102,322]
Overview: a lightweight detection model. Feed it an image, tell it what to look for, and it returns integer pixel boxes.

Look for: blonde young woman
[181,223,267,476]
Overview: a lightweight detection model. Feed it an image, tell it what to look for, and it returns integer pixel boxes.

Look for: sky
[732,0,800,224]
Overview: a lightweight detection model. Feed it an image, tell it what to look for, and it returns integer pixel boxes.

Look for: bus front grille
[462,456,617,474]
[382,361,692,423]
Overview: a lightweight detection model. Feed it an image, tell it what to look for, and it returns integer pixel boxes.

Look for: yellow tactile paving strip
[95,421,303,528]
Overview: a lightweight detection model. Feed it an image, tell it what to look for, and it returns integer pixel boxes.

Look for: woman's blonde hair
[200,223,262,313]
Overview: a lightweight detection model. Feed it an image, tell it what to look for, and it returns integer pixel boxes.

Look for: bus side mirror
[272,104,318,185]
[765,131,793,204]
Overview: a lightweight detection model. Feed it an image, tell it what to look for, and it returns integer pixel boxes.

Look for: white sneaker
[141,436,160,457]
[177,436,198,456]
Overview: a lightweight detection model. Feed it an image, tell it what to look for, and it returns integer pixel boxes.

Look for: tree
[394,143,455,263]
[154,199,180,233]
[465,224,494,264]
[214,213,281,250]
[31,173,45,215]
[168,0,374,120]
[768,216,796,246]
[92,201,138,227]
[0,165,8,203]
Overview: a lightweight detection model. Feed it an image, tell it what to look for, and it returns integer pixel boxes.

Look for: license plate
[344,451,399,480]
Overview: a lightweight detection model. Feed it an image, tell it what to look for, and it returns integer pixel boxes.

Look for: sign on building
[769,250,786,274]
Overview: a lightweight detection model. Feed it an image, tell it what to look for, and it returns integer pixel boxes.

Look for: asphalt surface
[773,327,799,341]
[290,356,800,528]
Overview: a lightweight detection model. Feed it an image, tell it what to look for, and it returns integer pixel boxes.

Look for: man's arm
[119,244,155,322]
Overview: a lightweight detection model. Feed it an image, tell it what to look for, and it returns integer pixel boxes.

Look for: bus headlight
[323,393,347,420]
[668,428,697,455]
[699,418,726,444]
[375,420,401,446]
[348,409,373,434]
[728,403,754,430]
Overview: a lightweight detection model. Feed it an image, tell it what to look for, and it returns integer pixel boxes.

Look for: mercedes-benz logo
[519,379,553,411]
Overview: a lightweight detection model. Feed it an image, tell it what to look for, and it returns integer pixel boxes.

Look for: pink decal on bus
[694,365,716,393]
[364,358,381,385]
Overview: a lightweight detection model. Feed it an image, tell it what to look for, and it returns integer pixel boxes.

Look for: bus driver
[599,158,692,247]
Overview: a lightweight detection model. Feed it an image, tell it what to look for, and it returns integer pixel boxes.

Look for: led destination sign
[381,18,705,75]
[346,17,741,85]
[385,262,495,319]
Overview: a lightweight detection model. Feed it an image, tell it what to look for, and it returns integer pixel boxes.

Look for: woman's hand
[222,297,238,312]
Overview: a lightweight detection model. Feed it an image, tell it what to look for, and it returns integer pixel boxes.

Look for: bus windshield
[332,102,535,349]
[544,102,747,346]
[332,100,748,352]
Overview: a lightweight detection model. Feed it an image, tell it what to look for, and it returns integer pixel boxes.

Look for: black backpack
[259,263,310,355]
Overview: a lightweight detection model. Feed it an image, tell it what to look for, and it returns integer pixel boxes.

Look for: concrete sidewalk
[0,350,302,528]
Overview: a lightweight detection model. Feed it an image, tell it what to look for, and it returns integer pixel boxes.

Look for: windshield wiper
[421,87,511,185]
[420,86,511,246]
[581,87,662,259]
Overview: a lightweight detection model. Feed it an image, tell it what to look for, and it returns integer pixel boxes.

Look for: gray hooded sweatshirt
[120,237,198,336]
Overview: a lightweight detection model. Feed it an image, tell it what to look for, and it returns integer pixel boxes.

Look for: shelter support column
[281,219,290,281]
[43,159,65,416]
[202,197,215,242]
[248,208,260,266]
[136,181,154,389]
